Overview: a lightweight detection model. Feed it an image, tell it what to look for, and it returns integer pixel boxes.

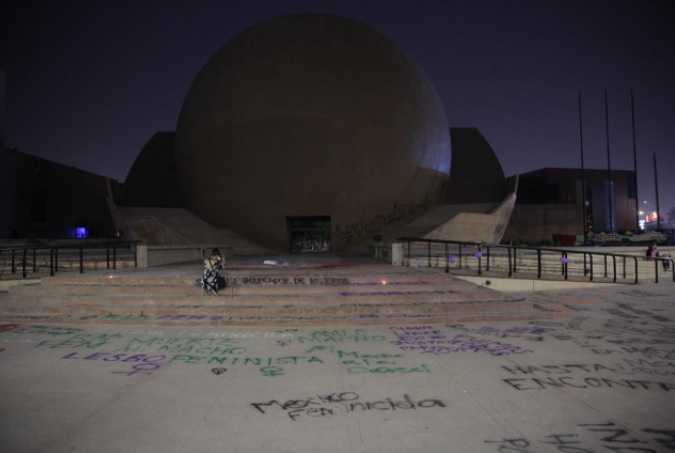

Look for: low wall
[370,242,405,266]
[137,245,233,268]
[454,275,621,292]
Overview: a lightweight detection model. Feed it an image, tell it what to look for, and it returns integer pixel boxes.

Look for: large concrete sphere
[175,14,450,251]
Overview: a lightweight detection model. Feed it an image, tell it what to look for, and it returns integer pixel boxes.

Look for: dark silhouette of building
[0,147,122,239]
[504,167,637,245]
[1,16,518,252]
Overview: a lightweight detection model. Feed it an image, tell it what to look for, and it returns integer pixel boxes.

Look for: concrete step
[0,287,505,309]
[5,277,475,297]
[4,278,483,297]
[0,274,501,306]
[0,257,567,326]
[0,295,528,316]
[0,301,556,326]
[6,270,476,285]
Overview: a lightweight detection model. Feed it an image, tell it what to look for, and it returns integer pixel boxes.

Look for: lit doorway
[287,216,331,252]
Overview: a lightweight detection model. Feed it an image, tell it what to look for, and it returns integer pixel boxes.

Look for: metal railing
[0,240,141,279]
[398,237,675,284]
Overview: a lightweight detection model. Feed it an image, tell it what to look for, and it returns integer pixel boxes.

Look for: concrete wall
[506,168,638,244]
[504,203,582,245]
[136,245,233,268]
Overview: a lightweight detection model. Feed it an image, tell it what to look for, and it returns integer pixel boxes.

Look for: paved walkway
[0,261,674,452]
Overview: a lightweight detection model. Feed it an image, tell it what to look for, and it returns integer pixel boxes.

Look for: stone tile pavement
[0,279,674,452]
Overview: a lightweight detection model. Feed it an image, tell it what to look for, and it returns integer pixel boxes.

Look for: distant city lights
[638,200,662,231]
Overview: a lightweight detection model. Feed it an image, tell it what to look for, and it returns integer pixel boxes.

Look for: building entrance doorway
[288,216,331,252]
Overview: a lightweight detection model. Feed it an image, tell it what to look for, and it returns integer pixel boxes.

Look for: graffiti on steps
[232,276,350,286]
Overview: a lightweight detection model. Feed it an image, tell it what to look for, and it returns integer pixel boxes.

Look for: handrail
[0,240,141,279]
[653,256,674,284]
[397,237,675,284]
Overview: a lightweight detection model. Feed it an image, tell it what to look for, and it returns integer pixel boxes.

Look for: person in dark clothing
[201,248,224,296]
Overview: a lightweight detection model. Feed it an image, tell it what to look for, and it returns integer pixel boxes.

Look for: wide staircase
[0,255,566,326]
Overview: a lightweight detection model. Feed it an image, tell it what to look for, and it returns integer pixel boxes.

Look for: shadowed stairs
[0,256,567,326]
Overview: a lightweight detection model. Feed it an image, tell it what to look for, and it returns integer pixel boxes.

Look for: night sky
[2,0,674,217]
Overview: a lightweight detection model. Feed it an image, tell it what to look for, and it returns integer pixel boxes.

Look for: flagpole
[579,93,587,234]
[605,90,614,231]
[654,153,661,229]
[631,91,639,231]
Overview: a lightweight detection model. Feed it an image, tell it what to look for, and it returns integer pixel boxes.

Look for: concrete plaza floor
[1,276,674,452]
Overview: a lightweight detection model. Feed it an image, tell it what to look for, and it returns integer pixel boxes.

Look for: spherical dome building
[175,14,450,251]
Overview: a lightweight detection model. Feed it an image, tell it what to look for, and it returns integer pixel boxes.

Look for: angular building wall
[0,70,5,149]
[503,168,638,244]
[387,128,516,245]
[443,128,507,204]
[0,147,25,238]
[0,147,121,239]
[123,132,182,208]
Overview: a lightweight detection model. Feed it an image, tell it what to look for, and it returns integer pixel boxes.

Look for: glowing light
[645,212,659,222]
[475,251,482,259]
[381,279,387,285]
[560,257,568,264]
[448,256,456,264]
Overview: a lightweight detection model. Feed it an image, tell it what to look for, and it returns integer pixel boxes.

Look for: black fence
[398,237,675,284]
[0,240,140,279]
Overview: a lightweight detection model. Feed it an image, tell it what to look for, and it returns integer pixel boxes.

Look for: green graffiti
[260,366,285,377]
[14,325,84,336]
[301,347,427,372]
[298,330,386,344]
[113,337,243,353]
[347,364,431,374]
[104,312,148,320]
[169,354,324,377]
[36,333,122,349]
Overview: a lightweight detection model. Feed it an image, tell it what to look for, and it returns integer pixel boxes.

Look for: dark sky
[2,0,674,217]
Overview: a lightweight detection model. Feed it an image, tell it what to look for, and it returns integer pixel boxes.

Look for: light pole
[653,153,661,230]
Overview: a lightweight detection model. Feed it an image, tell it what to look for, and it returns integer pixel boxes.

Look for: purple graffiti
[390,326,533,356]
[62,351,168,376]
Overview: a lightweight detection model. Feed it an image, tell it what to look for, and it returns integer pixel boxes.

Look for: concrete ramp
[385,127,518,244]
[113,206,272,255]
[388,191,517,244]
[423,192,517,243]
[396,202,499,238]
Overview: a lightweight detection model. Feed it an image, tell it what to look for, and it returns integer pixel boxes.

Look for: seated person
[200,248,225,296]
